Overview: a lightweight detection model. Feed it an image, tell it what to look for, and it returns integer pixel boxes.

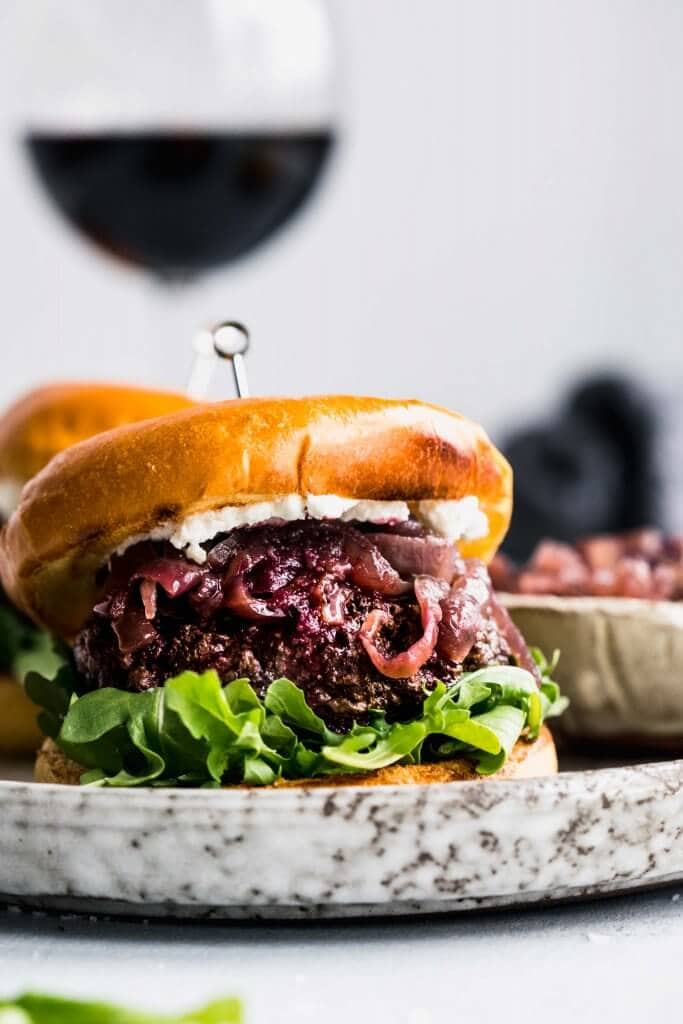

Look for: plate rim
[1,754,681,803]
[1,754,681,918]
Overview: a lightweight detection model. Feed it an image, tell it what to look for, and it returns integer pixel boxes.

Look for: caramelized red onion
[318,581,347,625]
[222,549,288,621]
[94,520,533,684]
[97,522,421,649]
[373,533,463,585]
[134,558,206,597]
[139,579,157,620]
[488,592,540,679]
[436,561,491,662]
[343,533,412,596]
[112,612,158,653]
[359,576,446,679]
[223,574,288,622]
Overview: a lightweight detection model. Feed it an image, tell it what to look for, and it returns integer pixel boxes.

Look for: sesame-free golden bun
[34,726,557,786]
[3,395,513,638]
[0,381,195,485]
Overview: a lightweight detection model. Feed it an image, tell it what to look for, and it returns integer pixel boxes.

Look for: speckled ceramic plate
[1,755,682,918]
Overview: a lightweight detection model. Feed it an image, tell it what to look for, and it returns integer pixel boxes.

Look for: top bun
[2,396,512,637]
[0,382,194,484]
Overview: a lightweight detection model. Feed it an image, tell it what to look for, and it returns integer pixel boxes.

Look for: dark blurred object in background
[502,374,661,561]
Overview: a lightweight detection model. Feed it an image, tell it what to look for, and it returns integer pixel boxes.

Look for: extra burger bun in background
[0,672,47,756]
[0,381,195,758]
[504,594,683,751]
[0,382,195,489]
[35,726,557,787]
[3,395,513,638]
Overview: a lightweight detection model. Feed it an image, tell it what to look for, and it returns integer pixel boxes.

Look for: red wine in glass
[24,130,334,279]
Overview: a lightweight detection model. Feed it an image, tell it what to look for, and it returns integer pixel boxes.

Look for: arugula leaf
[24,666,72,721]
[321,721,427,771]
[530,648,570,720]
[0,994,241,1024]
[264,677,339,745]
[243,756,277,785]
[12,631,64,685]
[531,646,560,678]
[0,604,35,672]
[469,705,527,775]
[166,672,290,783]
[25,652,567,787]
[0,602,64,681]
[440,709,504,754]
[0,609,67,738]
[451,678,493,709]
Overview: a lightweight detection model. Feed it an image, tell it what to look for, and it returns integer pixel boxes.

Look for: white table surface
[0,888,681,1022]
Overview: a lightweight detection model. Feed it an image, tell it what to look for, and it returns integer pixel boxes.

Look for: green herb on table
[0,993,241,1024]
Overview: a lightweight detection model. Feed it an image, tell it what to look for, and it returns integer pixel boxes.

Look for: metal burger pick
[187,320,250,400]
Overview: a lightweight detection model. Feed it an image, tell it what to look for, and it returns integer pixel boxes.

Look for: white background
[0,0,682,442]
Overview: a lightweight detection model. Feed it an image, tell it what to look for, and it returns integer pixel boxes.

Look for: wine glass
[14,0,336,351]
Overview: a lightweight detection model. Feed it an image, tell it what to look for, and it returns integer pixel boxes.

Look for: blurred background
[1,0,683,552]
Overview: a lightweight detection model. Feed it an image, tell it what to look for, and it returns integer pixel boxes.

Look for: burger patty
[74,595,514,730]
[73,519,523,731]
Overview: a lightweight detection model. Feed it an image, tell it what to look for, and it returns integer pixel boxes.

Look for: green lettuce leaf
[25,653,567,787]
[530,647,570,719]
[0,604,35,672]
[0,994,241,1024]
[0,600,65,740]
[0,602,64,682]
[466,705,527,775]
[264,677,340,745]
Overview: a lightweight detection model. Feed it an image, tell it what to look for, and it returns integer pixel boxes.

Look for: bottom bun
[35,727,557,787]
[35,738,84,785]
[0,674,43,757]
[504,593,683,749]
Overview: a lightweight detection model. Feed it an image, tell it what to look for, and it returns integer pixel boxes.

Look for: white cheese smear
[118,494,489,564]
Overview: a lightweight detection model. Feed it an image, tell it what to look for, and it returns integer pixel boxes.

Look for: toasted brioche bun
[34,726,557,786]
[3,396,512,638]
[504,593,683,750]
[35,739,83,785]
[0,674,42,756]
[0,382,194,486]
